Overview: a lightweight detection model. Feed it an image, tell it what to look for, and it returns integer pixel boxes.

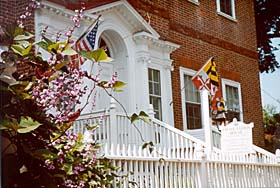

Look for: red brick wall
[128,0,264,146]
[0,0,34,33]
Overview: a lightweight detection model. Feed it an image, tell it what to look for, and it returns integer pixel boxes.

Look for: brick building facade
[0,0,264,146]
[126,0,264,146]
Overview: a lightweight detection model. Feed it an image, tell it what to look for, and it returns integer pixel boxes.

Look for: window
[184,75,202,130]
[222,79,242,122]
[148,68,162,120]
[217,0,236,19]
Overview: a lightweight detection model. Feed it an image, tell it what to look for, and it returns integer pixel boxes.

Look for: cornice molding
[133,31,180,54]
[40,0,100,22]
[84,0,160,39]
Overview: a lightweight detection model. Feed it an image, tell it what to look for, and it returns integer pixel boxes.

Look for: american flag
[70,19,99,65]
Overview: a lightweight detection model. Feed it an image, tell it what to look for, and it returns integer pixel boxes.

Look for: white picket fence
[71,100,280,187]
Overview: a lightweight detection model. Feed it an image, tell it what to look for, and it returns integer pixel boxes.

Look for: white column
[200,89,212,154]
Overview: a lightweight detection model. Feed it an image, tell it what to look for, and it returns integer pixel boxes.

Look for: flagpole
[201,89,212,154]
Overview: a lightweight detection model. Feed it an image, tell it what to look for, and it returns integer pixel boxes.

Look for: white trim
[221,78,243,121]
[180,67,203,132]
[188,0,200,6]
[133,31,180,54]
[147,63,173,125]
[41,0,100,21]
[84,0,160,38]
[216,0,237,21]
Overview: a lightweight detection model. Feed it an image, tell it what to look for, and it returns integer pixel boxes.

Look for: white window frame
[148,67,162,120]
[180,67,203,132]
[216,0,237,21]
[221,78,243,121]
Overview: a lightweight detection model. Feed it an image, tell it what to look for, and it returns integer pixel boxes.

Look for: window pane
[150,96,162,120]
[184,74,202,130]
[186,103,202,129]
[149,82,153,94]
[148,68,153,81]
[225,85,240,121]
[220,0,233,16]
[148,68,162,120]
[154,83,160,95]
[153,70,160,82]
[184,75,200,103]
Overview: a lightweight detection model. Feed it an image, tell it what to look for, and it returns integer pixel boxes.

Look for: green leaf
[21,44,32,56]
[14,32,33,41]
[100,57,113,63]
[47,43,59,52]
[142,142,148,150]
[20,92,31,99]
[130,111,151,124]
[97,81,108,88]
[9,81,32,94]
[78,50,93,60]
[11,44,24,56]
[34,41,48,51]
[85,123,98,131]
[62,163,73,175]
[0,118,12,130]
[113,89,124,92]
[139,111,151,124]
[42,36,54,45]
[112,81,126,89]
[17,40,30,48]
[0,118,20,131]
[90,48,109,62]
[19,116,41,127]
[54,61,66,71]
[17,116,42,133]
[13,26,24,37]
[34,149,58,159]
[62,45,77,56]
[130,113,139,124]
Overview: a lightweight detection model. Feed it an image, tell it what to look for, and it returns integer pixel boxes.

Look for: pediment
[40,0,161,39]
[83,1,160,39]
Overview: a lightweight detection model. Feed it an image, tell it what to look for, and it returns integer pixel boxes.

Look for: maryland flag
[191,57,222,112]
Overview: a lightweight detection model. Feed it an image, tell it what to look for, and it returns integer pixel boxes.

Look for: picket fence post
[276,149,280,163]
[109,97,117,145]
[196,144,209,188]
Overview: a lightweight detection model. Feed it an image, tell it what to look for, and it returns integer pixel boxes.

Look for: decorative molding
[41,0,100,21]
[133,31,180,54]
[136,55,151,64]
[84,0,160,38]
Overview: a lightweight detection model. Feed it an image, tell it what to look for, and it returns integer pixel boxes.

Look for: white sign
[220,118,254,153]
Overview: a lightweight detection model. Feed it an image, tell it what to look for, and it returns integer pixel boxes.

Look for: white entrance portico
[36,0,179,126]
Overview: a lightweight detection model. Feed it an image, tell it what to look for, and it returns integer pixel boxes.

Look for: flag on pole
[70,16,100,66]
[191,57,222,112]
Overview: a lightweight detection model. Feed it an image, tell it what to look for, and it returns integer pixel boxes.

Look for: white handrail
[151,117,207,147]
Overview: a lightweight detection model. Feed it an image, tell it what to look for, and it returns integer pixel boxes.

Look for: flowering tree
[0,1,129,187]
